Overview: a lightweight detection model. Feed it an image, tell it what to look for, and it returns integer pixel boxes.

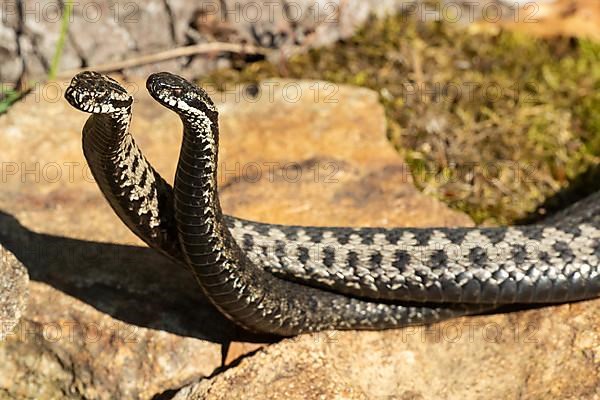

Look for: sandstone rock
[0,78,472,398]
[0,244,28,341]
[0,22,22,84]
[0,212,228,399]
[175,302,600,399]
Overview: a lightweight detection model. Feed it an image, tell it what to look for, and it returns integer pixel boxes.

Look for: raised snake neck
[65,71,600,335]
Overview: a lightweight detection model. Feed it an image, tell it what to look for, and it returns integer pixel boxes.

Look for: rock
[1,0,418,82]
[213,80,473,228]
[0,77,471,398]
[0,211,227,399]
[0,245,28,341]
[499,0,600,41]
[4,0,600,87]
[0,22,22,84]
[5,0,417,84]
[3,75,600,399]
[173,336,368,400]
[175,302,600,399]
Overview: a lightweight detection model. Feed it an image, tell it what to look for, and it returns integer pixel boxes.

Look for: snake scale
[65,71,600,335]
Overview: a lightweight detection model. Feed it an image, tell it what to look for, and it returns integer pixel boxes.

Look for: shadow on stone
[517,163,600,225]
[0,209,240,343]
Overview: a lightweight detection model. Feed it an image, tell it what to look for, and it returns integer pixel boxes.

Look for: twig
[57,42,270,78]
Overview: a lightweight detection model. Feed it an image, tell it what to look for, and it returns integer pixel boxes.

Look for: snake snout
[147,72,189,106]
[147,72,217,116]
[65,71,132,114]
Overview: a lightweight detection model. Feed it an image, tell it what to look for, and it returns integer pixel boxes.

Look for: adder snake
[64,71,600,335]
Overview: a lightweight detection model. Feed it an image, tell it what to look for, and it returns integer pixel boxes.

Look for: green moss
[200,13,600,225]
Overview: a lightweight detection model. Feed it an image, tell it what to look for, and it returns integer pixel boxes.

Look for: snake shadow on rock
[0,209,277,344]
[517,163,600,224]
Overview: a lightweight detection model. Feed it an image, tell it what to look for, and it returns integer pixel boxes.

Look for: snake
[64,71,600,335]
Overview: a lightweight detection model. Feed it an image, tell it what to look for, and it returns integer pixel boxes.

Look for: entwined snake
[64,71,600,336]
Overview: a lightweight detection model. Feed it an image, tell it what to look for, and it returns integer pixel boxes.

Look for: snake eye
[171,88,183,97]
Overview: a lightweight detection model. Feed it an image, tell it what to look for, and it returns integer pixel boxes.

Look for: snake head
[65,71,133,114]
[146,72,217,118]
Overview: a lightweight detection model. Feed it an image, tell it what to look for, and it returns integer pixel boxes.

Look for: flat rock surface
[0,78,472,399]
[176,303,600,399]
[0,245,28,341]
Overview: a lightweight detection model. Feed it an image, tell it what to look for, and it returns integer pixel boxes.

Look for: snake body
[65,71,600,335]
